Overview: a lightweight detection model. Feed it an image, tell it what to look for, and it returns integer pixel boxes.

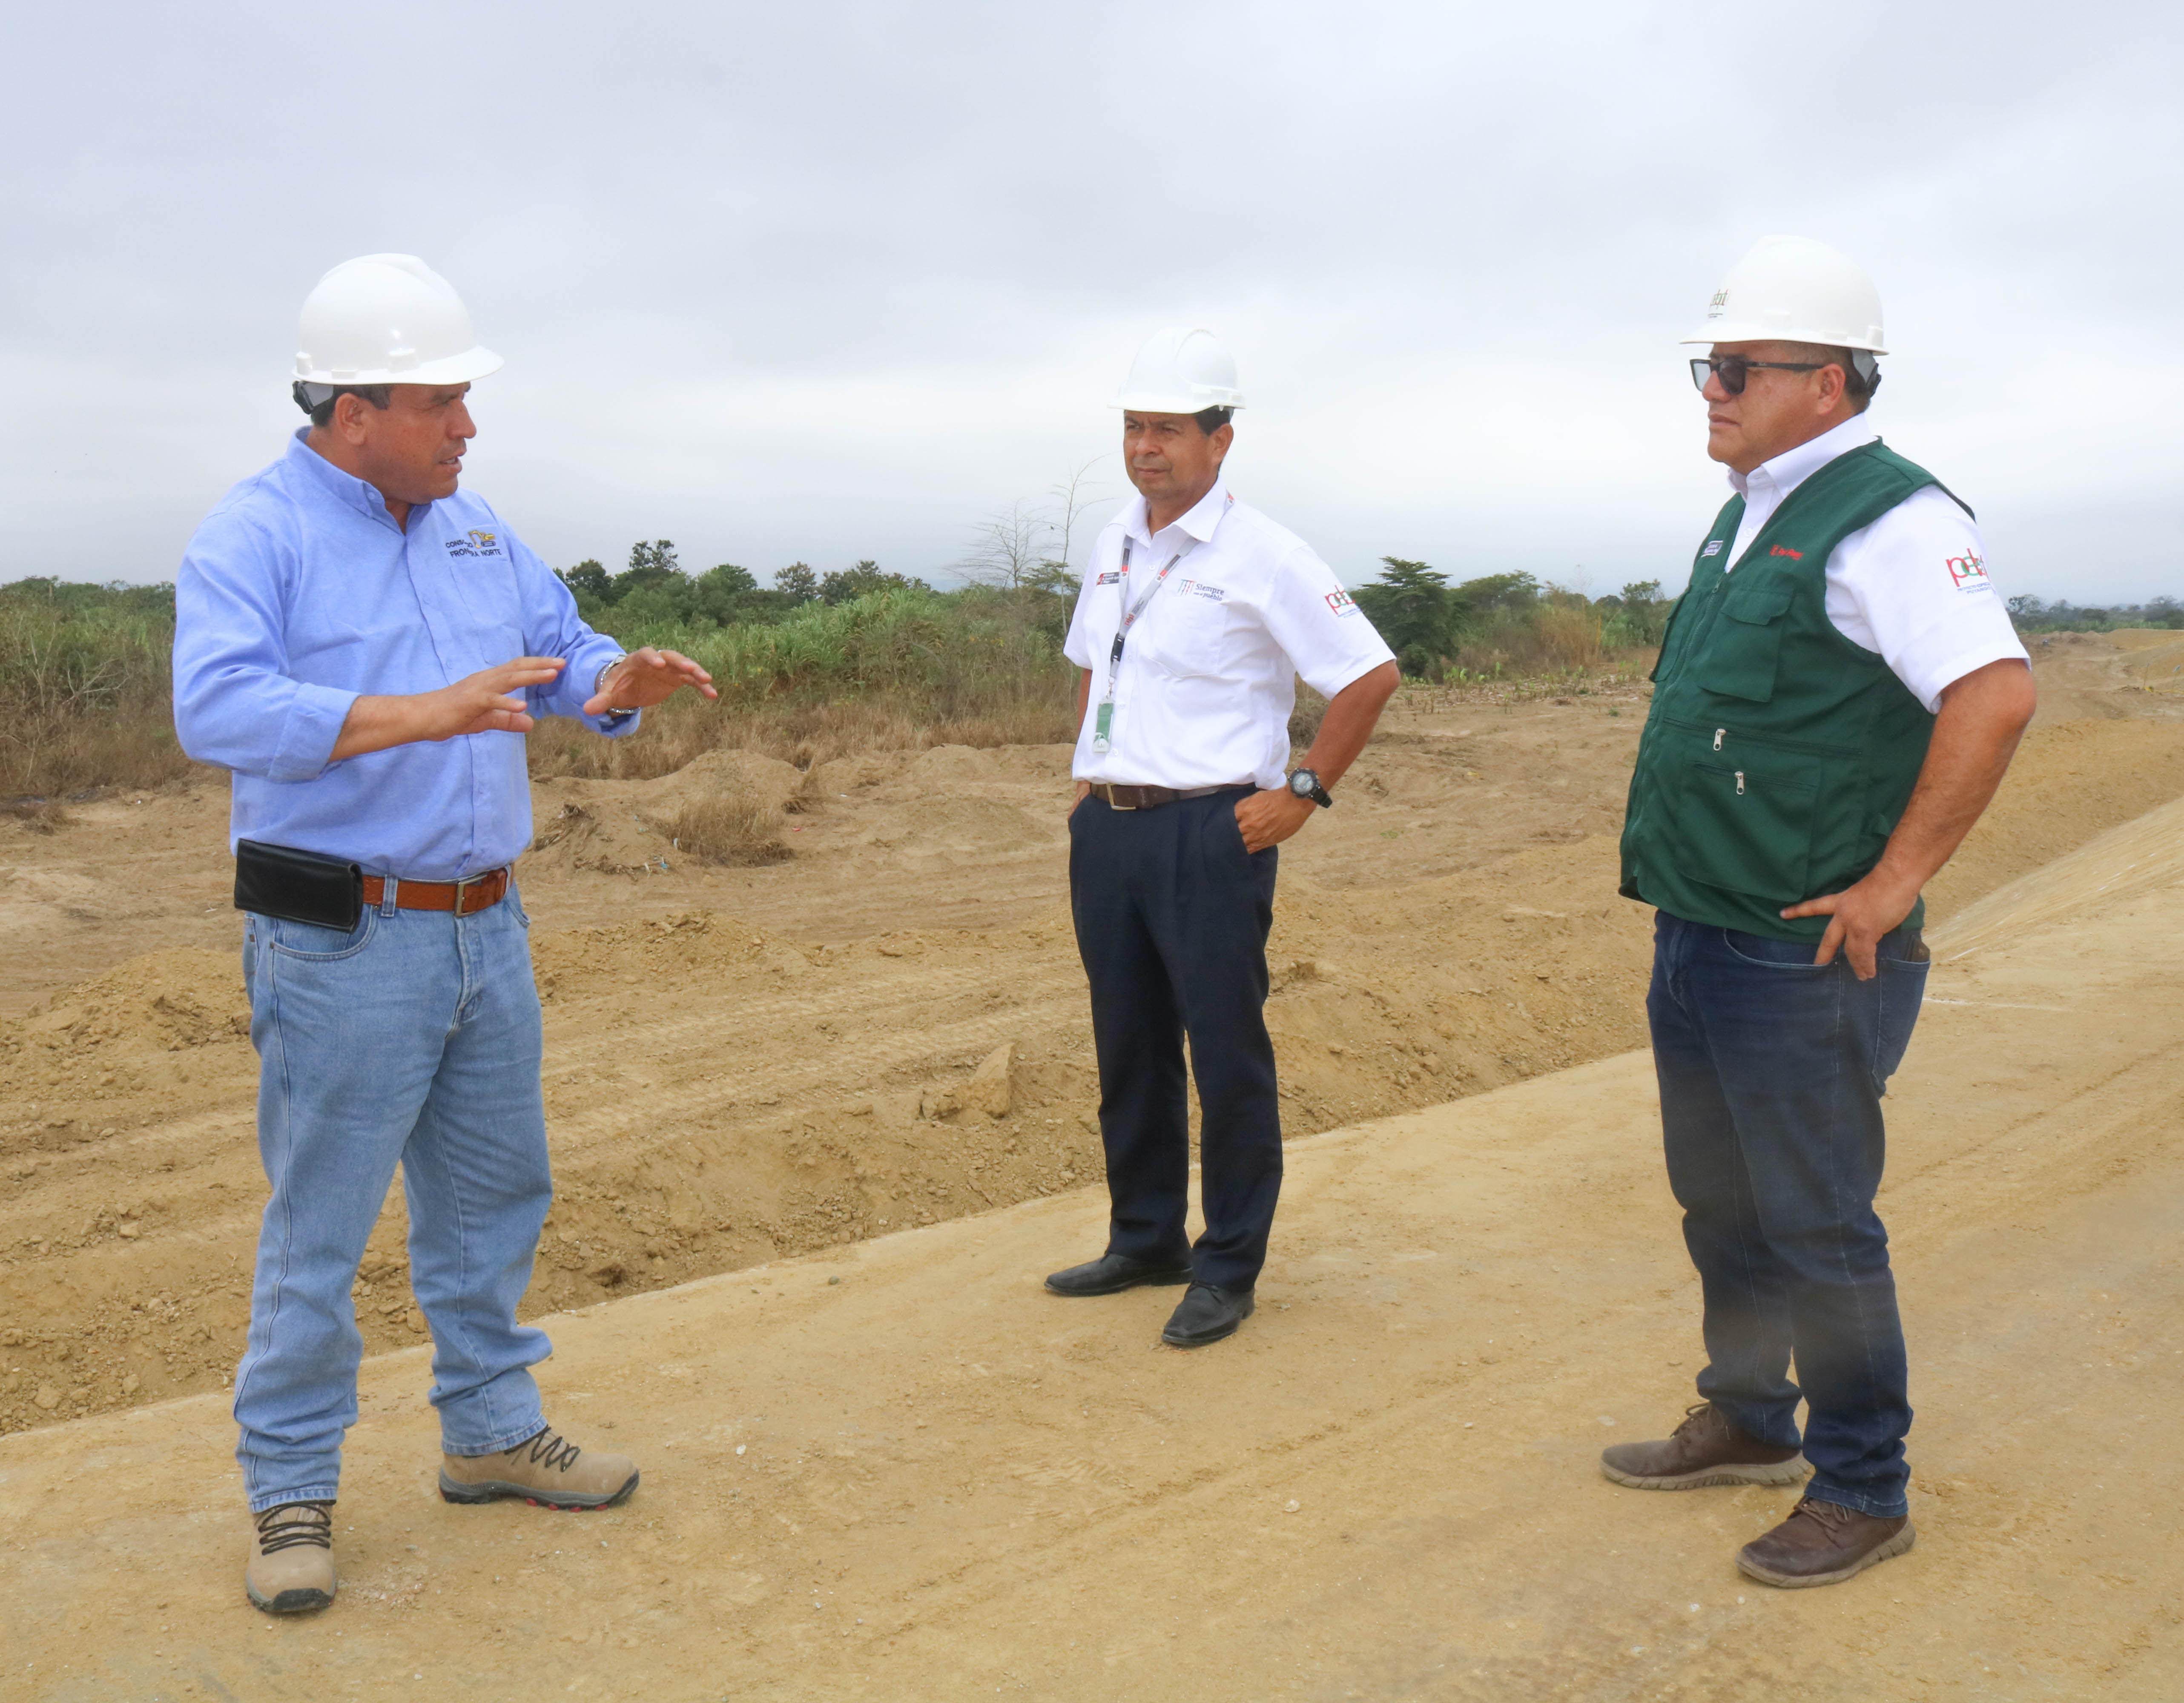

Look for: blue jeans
[233,886,554,1513]
[1646,909,1929,1519]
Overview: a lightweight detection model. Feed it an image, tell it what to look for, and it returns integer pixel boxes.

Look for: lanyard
[1091,535,1194,753]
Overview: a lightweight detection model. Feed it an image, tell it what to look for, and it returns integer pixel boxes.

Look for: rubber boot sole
[1738,1519,1916,1588]
[438,1468,639,1511]
[1045,1266,1193,1298]
[246,1577,336,1615]
[1599,1454,1808,1491]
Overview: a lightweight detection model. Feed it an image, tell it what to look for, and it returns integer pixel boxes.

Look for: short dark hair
[1792,345,1879,413]
[1193,406,1233,434]
[293,381,391,429]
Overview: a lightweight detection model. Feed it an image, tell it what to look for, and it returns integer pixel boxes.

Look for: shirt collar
[1126,475,1233,548]
[1729,414,1880,503]
[286,427,421,533]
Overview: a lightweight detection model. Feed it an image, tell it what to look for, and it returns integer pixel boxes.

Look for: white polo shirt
[1064,477,1394,789]
[1722,415,2028,712]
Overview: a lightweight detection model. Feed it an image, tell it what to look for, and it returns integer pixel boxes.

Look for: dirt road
[4,773,2182,1699]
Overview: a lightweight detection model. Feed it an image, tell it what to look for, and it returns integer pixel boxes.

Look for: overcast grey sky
[4,1,2178,601]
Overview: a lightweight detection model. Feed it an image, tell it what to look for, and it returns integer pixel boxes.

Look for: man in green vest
[1604,235,2037,1588]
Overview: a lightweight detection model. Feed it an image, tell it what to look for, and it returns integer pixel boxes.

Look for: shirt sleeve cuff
[269,683,361,782]
[1906,641,2031,714]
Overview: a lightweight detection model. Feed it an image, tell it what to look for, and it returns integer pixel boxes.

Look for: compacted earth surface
[2,631,2182,1699]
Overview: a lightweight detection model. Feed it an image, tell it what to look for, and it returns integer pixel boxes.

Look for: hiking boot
[245,1501,336,1614]
[1739,1496,1915,1588]
[1600,1402,1808,1491]
[439,1425,638,1510]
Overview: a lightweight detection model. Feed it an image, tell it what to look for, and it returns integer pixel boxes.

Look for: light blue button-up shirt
[174,430,634,880]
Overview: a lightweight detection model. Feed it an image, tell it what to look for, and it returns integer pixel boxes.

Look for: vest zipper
[1660,715,1860,760]
[1735,771,1746,794]
[1713,728,1725,750]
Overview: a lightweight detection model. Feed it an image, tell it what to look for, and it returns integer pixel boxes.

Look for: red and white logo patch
[1325,590,1360,618]
[1946,552,1990,591]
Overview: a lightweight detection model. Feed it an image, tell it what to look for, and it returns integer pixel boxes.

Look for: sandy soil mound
[5,639,2184,1448]
[4,786,2180,1699]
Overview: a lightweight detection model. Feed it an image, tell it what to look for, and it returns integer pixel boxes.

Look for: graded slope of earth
[2,773,2180,1700]
[5,639,2184,1442]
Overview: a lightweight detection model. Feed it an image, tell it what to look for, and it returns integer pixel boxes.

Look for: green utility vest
[1619,439,1966,941]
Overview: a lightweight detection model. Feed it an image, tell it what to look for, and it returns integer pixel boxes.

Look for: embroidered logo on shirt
[1701,541,1724,557]
[443,529,504,559]
[1179,580,1226,602]
[1095,571,1121,585]
[1768,544,1804,560]
[1946,552,1991,591]
[1325,590,1360,618]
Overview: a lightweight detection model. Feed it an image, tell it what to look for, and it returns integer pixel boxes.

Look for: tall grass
[525,585,1079,780]
[0,580,191,797]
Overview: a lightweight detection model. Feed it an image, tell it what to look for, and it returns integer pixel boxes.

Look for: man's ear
[1209,421,1235,465]
[334,392,375,444]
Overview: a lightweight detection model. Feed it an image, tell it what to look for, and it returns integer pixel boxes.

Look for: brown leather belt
[360,868,511,916]
[1091,782,1255,811]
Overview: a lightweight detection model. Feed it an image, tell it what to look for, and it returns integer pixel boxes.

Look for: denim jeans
[1646,909,1929,1519]
[1068,791,1282,1291]
[233,886,554,1513]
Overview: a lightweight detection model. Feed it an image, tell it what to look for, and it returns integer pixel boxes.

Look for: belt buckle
[452,870,497,915]
[1103,784,1136,811]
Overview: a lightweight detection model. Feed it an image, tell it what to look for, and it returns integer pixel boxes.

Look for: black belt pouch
[234,839,364,930]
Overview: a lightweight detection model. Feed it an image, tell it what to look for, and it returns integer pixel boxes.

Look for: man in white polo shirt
[1607,236,2036,1588]
[1045,327,1399,1348]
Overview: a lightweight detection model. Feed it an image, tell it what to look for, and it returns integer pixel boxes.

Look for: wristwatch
[595,657,636,725]
[1287,768,1333,808]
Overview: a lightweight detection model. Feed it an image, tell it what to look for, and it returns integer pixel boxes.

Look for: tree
[610,539,683,605]
[774,562,819,603]
[960,502,1053,591]
[1352,557,1465,678]
[558,559,612,606]
[1453,571,1539,612]
[820,561,928,604]
[1044,456,1111,583]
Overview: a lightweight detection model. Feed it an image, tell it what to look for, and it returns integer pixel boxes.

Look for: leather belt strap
[360,868,511,916]
[1092,782,1254,811]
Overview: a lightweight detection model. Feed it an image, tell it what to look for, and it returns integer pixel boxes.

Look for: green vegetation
[1352,559,1672,683]
[0,577,189,798]
[2007,595,2184,633]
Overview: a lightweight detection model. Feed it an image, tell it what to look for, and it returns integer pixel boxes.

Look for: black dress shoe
[1045,1253,1195,1297]
[1160,1283,1255,1347]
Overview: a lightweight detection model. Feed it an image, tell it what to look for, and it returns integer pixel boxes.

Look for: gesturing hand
[585,647,718,714]
[431,657,568,739]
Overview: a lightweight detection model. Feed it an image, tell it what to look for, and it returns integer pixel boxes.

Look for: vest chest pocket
[1675,757,1817,900]
[1701,578,1796,703]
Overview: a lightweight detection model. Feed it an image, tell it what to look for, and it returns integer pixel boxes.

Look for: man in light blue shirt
[174,254,715,1615]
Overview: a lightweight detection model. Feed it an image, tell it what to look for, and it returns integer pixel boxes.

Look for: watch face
[1289,771,1315,796]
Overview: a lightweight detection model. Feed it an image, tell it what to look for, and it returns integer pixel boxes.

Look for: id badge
[1091,700,1114,754]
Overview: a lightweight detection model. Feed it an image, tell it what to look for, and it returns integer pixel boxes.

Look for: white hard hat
[1682,235,1887,354]
[293,254,503,388]
[1112,326,1245,414]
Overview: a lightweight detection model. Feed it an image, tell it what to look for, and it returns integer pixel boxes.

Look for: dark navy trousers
[1068,790,1282,1291]
[1647,909,1930,1519]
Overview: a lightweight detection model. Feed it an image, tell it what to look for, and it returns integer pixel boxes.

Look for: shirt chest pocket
[1138,591,1231,680]
[1701,576,1796,704]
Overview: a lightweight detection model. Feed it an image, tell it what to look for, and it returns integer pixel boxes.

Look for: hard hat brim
[292,346,505,387]
[1681,320,1886,354]
[1111,389,1246,413]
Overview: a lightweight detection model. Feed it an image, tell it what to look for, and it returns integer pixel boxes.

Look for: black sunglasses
[1690,355,1823,396]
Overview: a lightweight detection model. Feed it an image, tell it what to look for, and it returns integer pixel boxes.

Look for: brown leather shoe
[1738,1496,1914,1588]
[1600,1402,1807,1491]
